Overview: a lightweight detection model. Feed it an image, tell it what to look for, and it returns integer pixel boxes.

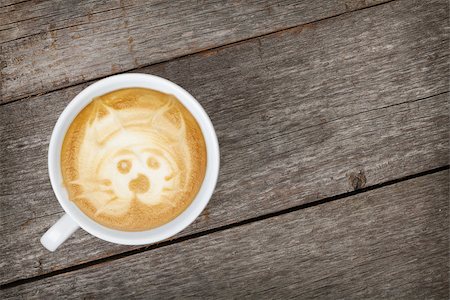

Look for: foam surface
[61,88,206,231]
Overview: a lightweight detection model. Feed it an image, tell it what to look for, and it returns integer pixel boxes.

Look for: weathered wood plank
[0,0,390,103]
[2,171,448,298]
[0,0,448,284]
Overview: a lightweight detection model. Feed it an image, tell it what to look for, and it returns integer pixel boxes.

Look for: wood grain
[0,0,448,285]
[2,171,448,298]
[0,0,391,103]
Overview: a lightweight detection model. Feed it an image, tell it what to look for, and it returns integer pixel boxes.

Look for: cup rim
[48,73,220,245]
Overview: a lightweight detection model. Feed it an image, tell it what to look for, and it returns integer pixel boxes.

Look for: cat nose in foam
[128,173,150,193]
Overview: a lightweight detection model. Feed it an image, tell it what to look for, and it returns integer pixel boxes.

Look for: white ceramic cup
[41,73,220,251]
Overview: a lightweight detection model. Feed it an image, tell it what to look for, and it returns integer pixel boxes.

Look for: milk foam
[61,88,206,231]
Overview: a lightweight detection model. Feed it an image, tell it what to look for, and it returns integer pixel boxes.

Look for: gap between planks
[0,0,395,107]
[1,165,448,291]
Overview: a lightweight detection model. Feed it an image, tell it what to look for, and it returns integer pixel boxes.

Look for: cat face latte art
[61,88,207,231]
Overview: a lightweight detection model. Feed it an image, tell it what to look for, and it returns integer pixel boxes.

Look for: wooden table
[0,0,448,298]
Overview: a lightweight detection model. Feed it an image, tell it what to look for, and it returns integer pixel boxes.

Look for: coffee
[61,88,207,231]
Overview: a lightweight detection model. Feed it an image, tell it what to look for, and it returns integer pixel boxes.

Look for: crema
[61,88,207,231]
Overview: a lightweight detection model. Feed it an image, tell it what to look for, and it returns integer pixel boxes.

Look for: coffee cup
[41,73,220,251]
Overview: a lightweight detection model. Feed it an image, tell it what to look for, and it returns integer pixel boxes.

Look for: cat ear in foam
[90,99,126,145]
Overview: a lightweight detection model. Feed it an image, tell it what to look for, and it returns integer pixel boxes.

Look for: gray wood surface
[0,0,389,104]
[1,0,448,285]
[2,171,448,299]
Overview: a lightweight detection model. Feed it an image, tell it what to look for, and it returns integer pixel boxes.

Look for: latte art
[61,88,206,231]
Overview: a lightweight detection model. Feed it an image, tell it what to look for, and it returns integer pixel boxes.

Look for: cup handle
[40,213,80,252]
